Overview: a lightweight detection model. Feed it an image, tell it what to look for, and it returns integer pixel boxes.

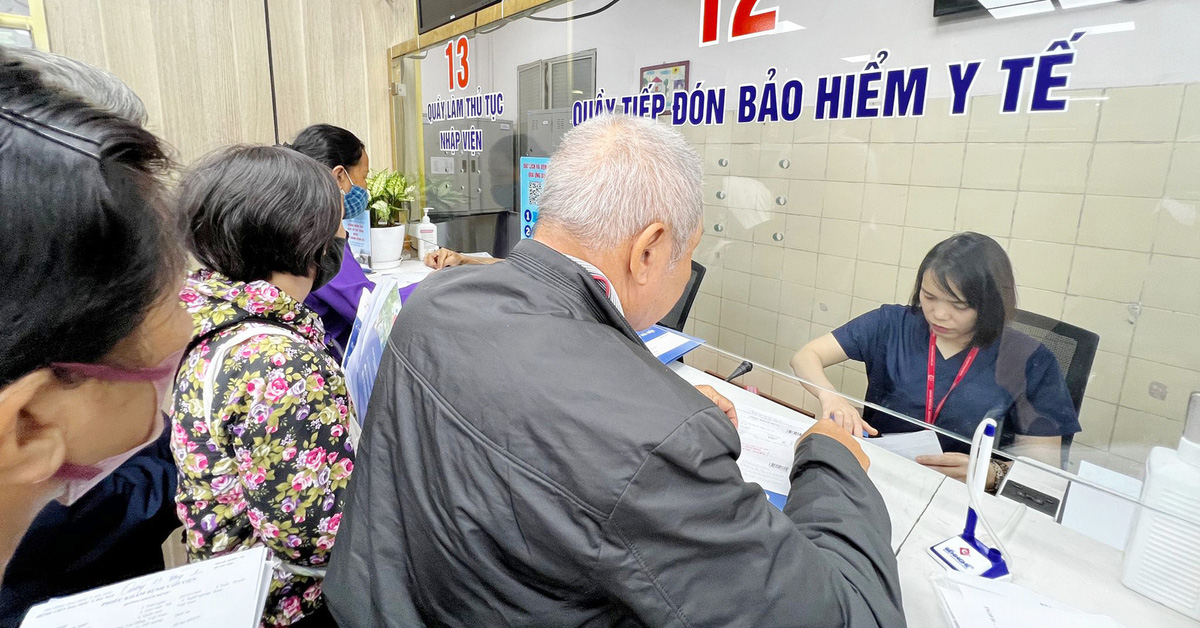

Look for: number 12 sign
[700,0,797,46]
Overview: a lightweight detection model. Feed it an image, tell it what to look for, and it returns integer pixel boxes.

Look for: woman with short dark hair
[171,145,354,628]
[0,47,191,578]
[791,232,1078,488]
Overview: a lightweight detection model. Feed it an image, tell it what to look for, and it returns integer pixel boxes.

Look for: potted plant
[366,169,416,269]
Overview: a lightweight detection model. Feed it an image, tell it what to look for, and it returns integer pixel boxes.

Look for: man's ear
[628,222,669,286]
[0,370,67,486]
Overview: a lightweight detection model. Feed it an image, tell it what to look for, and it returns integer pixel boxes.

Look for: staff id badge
[520,157,550,239]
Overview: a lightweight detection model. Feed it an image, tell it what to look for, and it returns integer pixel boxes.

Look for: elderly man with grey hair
[325,115,904,627]
[6,47,148,125]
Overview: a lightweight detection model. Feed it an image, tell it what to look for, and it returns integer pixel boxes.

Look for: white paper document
[934,570,1126,628]
[22,547,273,628]
[643,332,691,359]
[1059,460,1143,550]
[734,404,808,497]
[868,430,943,462]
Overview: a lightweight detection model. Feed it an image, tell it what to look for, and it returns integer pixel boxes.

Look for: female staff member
[285,124,375,358]
[0,49,191,577]
[172,146,355,627]
[791,233,1079,489]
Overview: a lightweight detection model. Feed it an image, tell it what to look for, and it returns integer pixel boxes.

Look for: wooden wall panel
[42,0,414,167]
[268,0,407,171]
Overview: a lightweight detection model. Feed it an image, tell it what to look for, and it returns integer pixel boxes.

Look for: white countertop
[667,361,1198,628]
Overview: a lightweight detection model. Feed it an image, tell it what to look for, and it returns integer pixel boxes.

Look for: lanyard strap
[925,333,979,425]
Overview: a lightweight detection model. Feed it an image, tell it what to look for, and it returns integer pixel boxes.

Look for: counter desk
[668,361,1198,628]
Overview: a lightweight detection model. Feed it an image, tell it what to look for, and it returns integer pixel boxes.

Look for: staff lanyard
[925,333,979,425]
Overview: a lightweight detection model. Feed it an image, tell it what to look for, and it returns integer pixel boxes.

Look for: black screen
[418,0,502,34]
[934,0,984,17]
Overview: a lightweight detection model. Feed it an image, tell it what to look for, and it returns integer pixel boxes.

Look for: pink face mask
[49,348,185,505]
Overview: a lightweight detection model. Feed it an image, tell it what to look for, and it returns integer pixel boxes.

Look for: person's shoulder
[872,303,922,329]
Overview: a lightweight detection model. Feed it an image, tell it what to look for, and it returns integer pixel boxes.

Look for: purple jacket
[305,242,375,358]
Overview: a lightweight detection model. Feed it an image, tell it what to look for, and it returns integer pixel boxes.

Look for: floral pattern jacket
[170,269,355,627]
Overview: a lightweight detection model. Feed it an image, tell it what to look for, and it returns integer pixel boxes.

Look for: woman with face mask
[791,233,1079,490]
[284,124,375,359]
[171,145,355,628]
[0,49,191,577]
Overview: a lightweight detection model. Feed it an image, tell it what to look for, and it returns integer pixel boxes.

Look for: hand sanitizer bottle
[417,208,438,260]
[1121,391,1200,619]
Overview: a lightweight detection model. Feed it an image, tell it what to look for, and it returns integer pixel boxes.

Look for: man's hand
[694,384,737,430]
[799,419,871,472]
[424,249,468,270]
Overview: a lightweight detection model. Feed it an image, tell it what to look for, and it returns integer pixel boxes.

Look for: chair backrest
[657,260,706,332]
[1009,309,1099,469]
[1010,309,1099,414]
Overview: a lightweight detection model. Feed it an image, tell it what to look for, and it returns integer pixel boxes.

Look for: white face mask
[49,348,182,505]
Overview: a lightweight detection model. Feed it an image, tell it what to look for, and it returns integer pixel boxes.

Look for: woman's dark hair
[909,232,1017,348]
[284,124,364,170]
[0,46,182,387]
[179,145,342,283]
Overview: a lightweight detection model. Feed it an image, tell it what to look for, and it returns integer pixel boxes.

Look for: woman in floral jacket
[170,145,355,628]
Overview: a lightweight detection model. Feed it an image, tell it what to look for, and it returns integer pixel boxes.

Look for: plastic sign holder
[927,419,1012,580]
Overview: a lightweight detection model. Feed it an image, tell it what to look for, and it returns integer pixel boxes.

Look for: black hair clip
[0,105,101,160]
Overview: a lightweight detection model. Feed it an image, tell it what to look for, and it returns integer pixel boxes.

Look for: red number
[445,36,471,91]
[701,0,780,45]
[700,0,720,45]
[731,0,777,40]
[455,36,470,90]
[445,41,456,91]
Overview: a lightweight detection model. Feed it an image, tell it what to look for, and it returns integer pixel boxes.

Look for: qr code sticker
[527,180,542,207]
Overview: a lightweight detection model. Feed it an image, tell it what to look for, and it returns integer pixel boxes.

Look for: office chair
[1010,309,1100,469]
[658,260,707,332]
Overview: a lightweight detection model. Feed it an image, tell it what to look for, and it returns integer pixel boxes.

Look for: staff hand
[916,453,971,482]
[694,384,738,430]
[424,249,468,270]
[818,394,877,438]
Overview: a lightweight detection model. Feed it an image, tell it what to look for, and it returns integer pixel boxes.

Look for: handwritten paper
[22,547,272,628]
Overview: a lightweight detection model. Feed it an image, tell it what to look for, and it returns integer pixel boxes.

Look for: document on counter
[21,546,272,628]
[638,325,703,364]
[933,569,1126,628]
[734,404,808,510]
[868,429,943,462]
[1059,461,1143,550]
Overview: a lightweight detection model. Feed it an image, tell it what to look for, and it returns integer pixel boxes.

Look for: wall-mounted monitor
[934,0,984,16]
[418,0,502,34]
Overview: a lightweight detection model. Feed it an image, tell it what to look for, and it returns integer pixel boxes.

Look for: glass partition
[399,0,1200,595]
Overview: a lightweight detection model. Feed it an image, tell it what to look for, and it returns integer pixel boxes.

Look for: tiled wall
[680,84,1200,478]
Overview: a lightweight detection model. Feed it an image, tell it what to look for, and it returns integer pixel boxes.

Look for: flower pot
[370,224,406,270]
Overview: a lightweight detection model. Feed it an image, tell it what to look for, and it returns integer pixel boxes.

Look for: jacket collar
[506,240,640,344]
[180,269,326,345]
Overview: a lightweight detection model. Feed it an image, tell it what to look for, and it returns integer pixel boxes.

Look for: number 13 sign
[444,36,470,91]
[700,0,798,47]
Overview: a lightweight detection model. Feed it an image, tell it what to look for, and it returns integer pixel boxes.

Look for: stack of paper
[21,547,273,628]
[868,430,943,462]
[733,404,807,510]
[1059,461,1143,549]
[933,570,1126,628]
